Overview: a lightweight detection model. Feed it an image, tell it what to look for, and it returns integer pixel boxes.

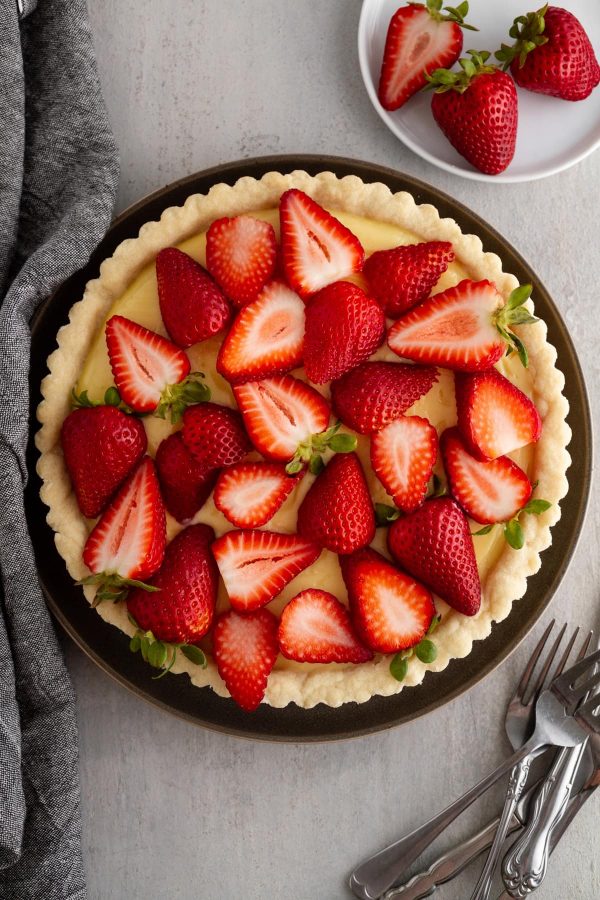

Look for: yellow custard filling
[76,208,535,673]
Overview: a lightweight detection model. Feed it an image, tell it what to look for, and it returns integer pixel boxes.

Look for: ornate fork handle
[502,741,587,897]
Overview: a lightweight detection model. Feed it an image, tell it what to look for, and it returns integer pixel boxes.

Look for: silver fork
[469,624,584,900]
[349,645,600,900]
[381,623,592,900]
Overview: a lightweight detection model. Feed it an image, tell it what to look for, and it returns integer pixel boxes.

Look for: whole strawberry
[303,281,385,384]
[61,405,147,518]
[182,402,251,468]
[387,496,481,616]
[378,0,476,111]
[296,452,375,555]
[155,432,217,523]
[364,241,455,318]
[496,5,600,101]
[428,51,518,175]
[127,523,218,644]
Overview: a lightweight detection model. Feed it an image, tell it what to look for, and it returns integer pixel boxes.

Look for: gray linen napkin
[0,0,119,896]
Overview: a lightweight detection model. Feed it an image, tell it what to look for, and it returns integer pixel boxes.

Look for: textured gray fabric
[0,0,119,896]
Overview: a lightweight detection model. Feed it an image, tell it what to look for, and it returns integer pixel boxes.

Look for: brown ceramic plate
[25,155,591,742]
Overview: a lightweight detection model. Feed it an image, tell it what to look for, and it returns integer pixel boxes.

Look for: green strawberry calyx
[472,494,552,549]
[128,620,208,680]
[495,4,550,70]
[412,0,478,31]
[390,615,442,682]
[77,572,160,607]
[425,50,498,93]
[155,372,211,423]
[71,385,133,414]
[493,284,539,368]
[285,421,357,476]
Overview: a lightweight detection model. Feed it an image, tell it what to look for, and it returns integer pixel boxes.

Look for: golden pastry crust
[36,170,570,708]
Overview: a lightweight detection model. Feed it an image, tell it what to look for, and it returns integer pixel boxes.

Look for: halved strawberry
[233,375,332,465]
[214,462,302,528]
[155,432,217,523]
[127,523,218,644]
[303,281,385,384]
[182,402,251,468]
[378,1,469,111]
[387,280,538,372]
[440,427,532,524]
[331,361,438,434]
[216,281,304,384]
[61,405,147,518]
[278,589,373,663]
[296,452,375,555]
[340,548,435,653]
[82,457,166,601]
[371,416,438,513]
[211,529,321,611]
[455,369,542,461]
[105,315,198,417]
[213,608,279,711]
[156,247,231,348]
[387,497,481,616]
[363,241,454,317]
[205,215,277,308]
[279,189,364,297]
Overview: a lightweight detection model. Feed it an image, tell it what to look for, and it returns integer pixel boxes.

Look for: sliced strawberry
[213,608,279,711]
[387,280,536,372]
[182,402,251,468]
[82,457,166,596]
[105,315,192,414]
[214,462,302,528]
[155,432,217,523]
[387,497,481,616]
[378,2,465,111]
[216,281,304,384]
[440,427,532,524]
[127,523,218,644]
[279,189,364,298]
[278,589,373,664]
[233,375,331,462]
[212,529,321,612]
[455,369,542,461]
[303,281,385,384]
[331,361,438,434]
[340,548,435,653]
[206,215,277,308]
[156,247,231,348]
[61,405,147,518]
[371,416,438,513]
[363,241,454,318]
[297,452,375,555]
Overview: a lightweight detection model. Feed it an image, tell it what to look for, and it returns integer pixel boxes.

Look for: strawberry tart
[36,170,570,711]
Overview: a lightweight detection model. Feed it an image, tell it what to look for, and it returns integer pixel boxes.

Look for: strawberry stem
[284,421,357,475]
[155,372,211,423]
[129,626,207,677]
[425,50,496,93]
[71,385,134,414]
[78,573,160,606]
[414,0,478,31]
[495,4,549,70]
[493,284,538,367]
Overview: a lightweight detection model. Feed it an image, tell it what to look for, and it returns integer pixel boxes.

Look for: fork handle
[349,738,539,900]
[501,741,587,897]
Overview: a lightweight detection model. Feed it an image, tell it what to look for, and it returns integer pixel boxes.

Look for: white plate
[358,0,600,182]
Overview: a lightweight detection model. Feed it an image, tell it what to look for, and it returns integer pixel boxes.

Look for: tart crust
[36,170,570,709]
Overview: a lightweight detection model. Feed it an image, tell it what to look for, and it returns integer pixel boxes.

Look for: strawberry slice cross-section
[213,608,279,711]
[233,374,353,472]
[279,189,364,298]
[211,529,321,612]
[81,456,166,603]
[341,547,436,654]
[214,462,303,529]
[371,415,438,514]
[105,315,208,420]
[387,280,538,372]
[217,280,305,384]
[278,589,373,664]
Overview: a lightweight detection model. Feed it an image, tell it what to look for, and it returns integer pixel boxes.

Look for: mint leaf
[523,499,552,515]
[415,639,437,664]
[504,518,525,550]
[390,654,409,682]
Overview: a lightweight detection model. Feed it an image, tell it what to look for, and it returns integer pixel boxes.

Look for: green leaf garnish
[473,524,494,536]
[375,503,401,526]
[415,639,438,664]
[504,518,525,550]
[181,645,207,668]
[390,654,409,682]
[427,614,442,635]
[523,499,552,515]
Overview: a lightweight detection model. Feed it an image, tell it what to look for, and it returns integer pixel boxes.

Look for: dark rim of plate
[25,154,592,743]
